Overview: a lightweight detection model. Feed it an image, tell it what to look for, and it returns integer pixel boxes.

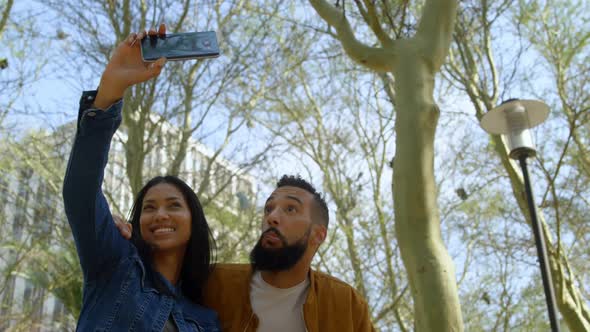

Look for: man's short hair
[276,175,329,228]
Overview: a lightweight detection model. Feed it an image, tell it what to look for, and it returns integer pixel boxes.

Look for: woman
[62,24,220,331]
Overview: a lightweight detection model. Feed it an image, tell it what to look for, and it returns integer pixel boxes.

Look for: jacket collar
[303,269,319,332]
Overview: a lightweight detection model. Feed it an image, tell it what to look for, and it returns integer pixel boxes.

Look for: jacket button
[87,111,96,117]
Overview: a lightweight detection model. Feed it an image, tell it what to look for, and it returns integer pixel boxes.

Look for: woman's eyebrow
[143,196,182,203]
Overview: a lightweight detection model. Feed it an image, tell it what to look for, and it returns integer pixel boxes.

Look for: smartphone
[140,31,220,61]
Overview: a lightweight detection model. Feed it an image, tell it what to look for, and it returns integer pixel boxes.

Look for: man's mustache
[261,227,287,244]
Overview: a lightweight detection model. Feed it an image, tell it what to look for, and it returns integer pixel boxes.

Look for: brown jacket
[203,264,376,332]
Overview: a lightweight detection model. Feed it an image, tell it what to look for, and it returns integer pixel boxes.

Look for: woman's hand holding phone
[93,24,168,110]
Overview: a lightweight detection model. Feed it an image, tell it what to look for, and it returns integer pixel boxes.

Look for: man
[202,175,375,332]
[108,23,375,332]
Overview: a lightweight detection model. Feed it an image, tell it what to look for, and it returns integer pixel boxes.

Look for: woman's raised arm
[62,25,167,280]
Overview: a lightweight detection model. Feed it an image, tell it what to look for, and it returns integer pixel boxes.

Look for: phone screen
[141,31,220,61]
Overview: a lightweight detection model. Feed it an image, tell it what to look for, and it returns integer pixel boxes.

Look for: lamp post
[480,99,560,332]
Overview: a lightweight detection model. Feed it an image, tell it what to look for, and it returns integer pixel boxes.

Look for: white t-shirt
[250,271,310,332]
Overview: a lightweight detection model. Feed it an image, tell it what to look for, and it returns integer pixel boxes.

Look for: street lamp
[480,98,560,332]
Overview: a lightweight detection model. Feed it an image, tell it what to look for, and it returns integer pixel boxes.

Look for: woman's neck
[152,250,185,285]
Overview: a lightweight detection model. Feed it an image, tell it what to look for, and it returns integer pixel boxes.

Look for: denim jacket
[62,90,221,332]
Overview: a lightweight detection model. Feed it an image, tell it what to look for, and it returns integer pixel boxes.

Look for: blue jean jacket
[62,91,221,332]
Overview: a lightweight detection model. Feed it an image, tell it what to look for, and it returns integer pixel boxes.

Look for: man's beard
[249,227,310,272]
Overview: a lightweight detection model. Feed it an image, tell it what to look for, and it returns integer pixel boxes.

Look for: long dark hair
[128,175,216,304]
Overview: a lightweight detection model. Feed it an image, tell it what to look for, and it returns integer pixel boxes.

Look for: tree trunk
[122,94,147,195]
[307,0,461,329]
[392,43,463,332]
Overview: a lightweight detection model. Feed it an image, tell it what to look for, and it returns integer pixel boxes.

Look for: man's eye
[264,206,272,214]
[287,206,297,213]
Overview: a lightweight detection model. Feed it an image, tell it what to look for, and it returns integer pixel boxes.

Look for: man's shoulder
[213,263,251,272]
[312,270,354,291]
[204,263,251,302]
[311,269,351,287]
[310,270,367,302]
[210,263,252,279]
[203,263,251,326]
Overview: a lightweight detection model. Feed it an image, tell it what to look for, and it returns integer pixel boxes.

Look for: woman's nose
[155,207,170,220]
